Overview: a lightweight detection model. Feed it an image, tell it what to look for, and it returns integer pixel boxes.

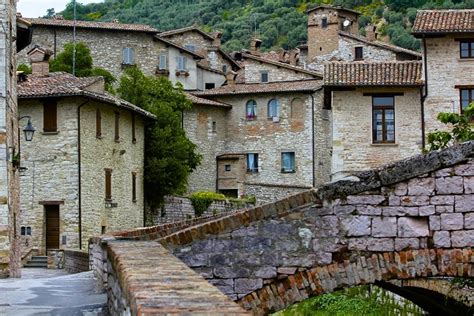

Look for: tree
[43,8,55,19]
[117,67,201,209]
[426,103,474,151]
[50,42,116,92]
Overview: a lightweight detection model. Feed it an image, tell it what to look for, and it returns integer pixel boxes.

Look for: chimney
[53,14,64,20]
[278,49,289,63]
[226,71,237,89]
[28,47,52,76]
[213,31,223,47]
[289,50,300,66]
[250,38,262,55]
[365,24,377,42]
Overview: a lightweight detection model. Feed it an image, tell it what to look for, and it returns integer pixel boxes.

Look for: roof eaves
[160,26,215,41]
[154,36,204,59]
[241,53,323,78]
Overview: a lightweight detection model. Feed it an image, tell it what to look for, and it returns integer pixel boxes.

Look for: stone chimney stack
[53,14,64,20]
[365,24,377,42]
[289,50,300,66]
[213,31,223,47]
[226,71,237,89]
[28,47,52,76]
[250,38,262,55]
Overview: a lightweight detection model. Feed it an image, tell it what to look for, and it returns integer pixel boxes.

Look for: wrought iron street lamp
[22,118,35,142]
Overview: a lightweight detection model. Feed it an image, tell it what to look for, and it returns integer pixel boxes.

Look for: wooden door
[45,205,60,250]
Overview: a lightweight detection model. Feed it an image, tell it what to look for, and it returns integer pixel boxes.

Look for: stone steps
[24,256,48,268]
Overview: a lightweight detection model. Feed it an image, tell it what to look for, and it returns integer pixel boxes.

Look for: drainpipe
[421,35,428,149]
[77,98,91,250]
[53,29,57,57]
[310,92,316,188]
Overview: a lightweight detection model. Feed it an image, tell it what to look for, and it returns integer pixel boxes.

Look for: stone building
[413,9,474,132]
[17,49,154,252]
[0,2,31,278]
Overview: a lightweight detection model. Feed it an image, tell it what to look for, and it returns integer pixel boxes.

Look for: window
[321,17,328,28]
[212,121,217,133]
[101,226,106,234]
[460,88,474,113]
[246,100,257,120]
[281,152,295,173]
[21,226,25,235]
[132,114,136,143]
[159,54,167,70]
[43,101,57,132]
[96,109,101,138]
[20,226,32,236]
[225,164,231,171]
[177,56,187,71]
[132,172,137,202]
[261,71,269,83]
[114,112,120,142]
[27,227,31,235]
[267,99,280,118]
[184,44,196,52]
[122,47,135,65]
[372,96,395,143]
[105,169,112,200]
[205,83,215,90]
[222,64,228,73]
[247,153,259,173]
[460,40,474,58]
[355,47,363,60]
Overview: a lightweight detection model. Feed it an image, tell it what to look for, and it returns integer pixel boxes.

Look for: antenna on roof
[72,0,76,76]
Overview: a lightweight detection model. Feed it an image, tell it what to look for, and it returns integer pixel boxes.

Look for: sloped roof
[160,26,215,41]
[239,52,323,78]
[193,79,322,96]
[338,32,422,59]
[413,9,474,35]
[324,61,423,87]
[306,5,360,16]
[18,72,155,118]
[24,17,159,33]
[154,36,204,59]
[185,92,231,108]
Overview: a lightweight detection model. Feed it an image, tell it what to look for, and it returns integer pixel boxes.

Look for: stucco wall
[243,59,313,83]
[197,67,226,90]
[424,35,474,132]
[331,87,423,179]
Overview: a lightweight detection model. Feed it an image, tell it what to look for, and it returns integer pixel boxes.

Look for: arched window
[267,99,280,118]
[246,100,257,120]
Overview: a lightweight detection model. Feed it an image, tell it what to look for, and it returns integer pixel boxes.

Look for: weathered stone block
[408,177,435,196]
[433,231,451,248]
[347,238,367,251]
[372,217,397,237]
[430,195,455,205]
[214,266,251,278]
[314,251,332,265]
[209,278,235,295]
[382,207,418,216]
[312,237,345,253]
[455,195,474,213]
[419,205,435,216]
[388,196,401,206]
[435,205,454,214]
[451,230,474,247]
[398,217,429,237]
[394,182,408,196]
[314,216,339,237]
[464,213,474,229]
[464,176,474,194]
[434,167,454,177]
[333,205,355,215]
[341,216,371,237]
[440,213,464,230]
[253,266,277,278]
[234,278,263,294]
[184,253,208,267]
[435,176,463,194]
[400,196,430,206]
[366,238,394,251]
[356,205,382,215]
[454,162,474,176]
[429,215,441,231]
[394,238,420,251]
[346,195,385,205]
[277,267,297,275]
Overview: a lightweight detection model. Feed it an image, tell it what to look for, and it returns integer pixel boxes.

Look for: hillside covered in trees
[43,0,474,52]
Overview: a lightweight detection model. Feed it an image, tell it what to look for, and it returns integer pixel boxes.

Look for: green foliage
[118,67,201,207]
[190,191,226,217]
[17,64,32,74]
[50,42,116,91]
[275,285,423,316]
[56,0,474,52]
[426,103,474,152]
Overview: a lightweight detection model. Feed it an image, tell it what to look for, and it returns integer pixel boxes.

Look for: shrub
[17,64,32,74]
[190,191,225,217]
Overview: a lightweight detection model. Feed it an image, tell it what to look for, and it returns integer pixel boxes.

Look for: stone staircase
[24,256,48,268]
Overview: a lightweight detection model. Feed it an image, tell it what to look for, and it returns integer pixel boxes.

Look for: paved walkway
[0,269,107,315]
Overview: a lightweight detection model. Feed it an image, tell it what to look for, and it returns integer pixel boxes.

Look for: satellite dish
[343,19,351,27]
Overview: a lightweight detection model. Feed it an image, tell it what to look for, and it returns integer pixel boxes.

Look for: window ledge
[281,170,296,174]
[371,143,399,147]
[246,117,257,121]
[247,170,259,174]
[41,131,59,135]
[458,58,474,62]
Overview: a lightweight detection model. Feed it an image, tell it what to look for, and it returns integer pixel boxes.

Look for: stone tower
[306,5,360,62]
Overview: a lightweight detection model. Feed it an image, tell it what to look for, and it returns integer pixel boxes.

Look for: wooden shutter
[114,112,120,142]
[132,114,136,143]
[105,169,112,200]
[132,172,137,202]
[96,109,102,138]
[43,101,57,132]
[159,55,167,70]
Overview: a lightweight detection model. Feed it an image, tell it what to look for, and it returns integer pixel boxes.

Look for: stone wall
[64,249,89,273]
[154,195,253,224]
[0,0,20,278]
[331,87,423,179]
[242,58,314,83]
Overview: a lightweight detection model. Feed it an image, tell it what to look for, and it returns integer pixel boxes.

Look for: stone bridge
[90,142,474,315]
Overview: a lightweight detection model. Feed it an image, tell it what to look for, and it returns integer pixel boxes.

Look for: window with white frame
[247,153,259,173]
[177,55,187,71]
[281,152,295,173]
[122,47,135,65]
[267,99,280,118]
[159,55,167,70]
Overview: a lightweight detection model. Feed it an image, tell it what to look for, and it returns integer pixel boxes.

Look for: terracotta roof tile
[413,9,474,35]
[160,26,215,40]
[24,17,159,33]
[193,79,322,96]
[324,61,423,87]
[185,92,231,108]
[18,72,155,118]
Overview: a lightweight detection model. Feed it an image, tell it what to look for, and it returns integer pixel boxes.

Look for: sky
[17,0,102,18]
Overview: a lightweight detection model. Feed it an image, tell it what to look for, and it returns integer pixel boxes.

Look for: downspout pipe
[421,35,428,149]
[77,98,91,250]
